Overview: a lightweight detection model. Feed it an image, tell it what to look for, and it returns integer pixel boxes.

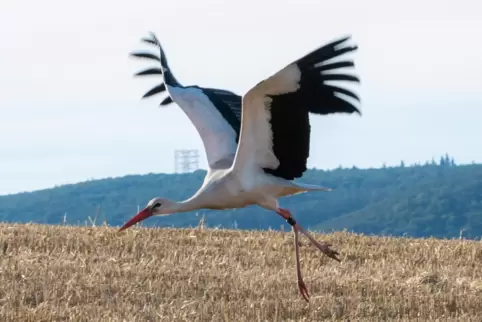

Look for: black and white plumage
[122,33,362,302]
[130,32,242,169]
[235,36,360,180]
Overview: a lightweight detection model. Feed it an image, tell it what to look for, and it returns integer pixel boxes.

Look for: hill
[1,156,482,239]
[1,223,481,321]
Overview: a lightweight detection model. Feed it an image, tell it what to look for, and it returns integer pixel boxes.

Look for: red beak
[118,207,153,231]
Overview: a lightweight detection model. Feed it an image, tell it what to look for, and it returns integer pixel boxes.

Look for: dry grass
[1,223,482,321]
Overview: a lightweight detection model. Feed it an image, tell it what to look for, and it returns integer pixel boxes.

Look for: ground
[0,222,481,321]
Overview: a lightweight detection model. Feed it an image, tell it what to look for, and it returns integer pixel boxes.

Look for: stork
[121,33,362,302]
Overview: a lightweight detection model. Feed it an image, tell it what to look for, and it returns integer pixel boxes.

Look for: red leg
[293,223,310,301]
[276,207,340,302]
[277,208,340,261]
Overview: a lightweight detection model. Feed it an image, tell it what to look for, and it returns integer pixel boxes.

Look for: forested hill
[1,156,481,239]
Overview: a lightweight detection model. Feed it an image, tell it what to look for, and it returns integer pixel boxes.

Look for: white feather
[167,85,238,169]
[232,63,302,175]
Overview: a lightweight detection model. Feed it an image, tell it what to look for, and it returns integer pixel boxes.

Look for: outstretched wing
[130,33,243,170]
[232,36,361,180]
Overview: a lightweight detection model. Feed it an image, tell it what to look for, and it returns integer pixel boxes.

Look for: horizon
[1,0,481,195]
[0,154,472,197]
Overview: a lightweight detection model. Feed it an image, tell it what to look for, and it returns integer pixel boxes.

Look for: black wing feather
[142,84,166,98]
[141,37,158,45]
[134,68,163,76]
[321,73,359,82]
[130,34,175,106]
[160,96,173,106]
[323,84,360,101]
[264,36,361,180]
[130,52,161,62]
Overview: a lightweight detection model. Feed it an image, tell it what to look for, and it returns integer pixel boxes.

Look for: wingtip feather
[129,51,161,62]
[134,68,163,76]
[140,31,160,46]
[141,83,167,99]
[160,96,173,106]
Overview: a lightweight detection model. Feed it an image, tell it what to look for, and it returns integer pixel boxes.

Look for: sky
[0,0,481,195]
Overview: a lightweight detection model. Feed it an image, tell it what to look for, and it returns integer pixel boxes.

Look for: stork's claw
[317,242,341,262]
[298,278,310,302]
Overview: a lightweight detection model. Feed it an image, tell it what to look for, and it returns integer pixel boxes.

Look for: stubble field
[1,222,481,321]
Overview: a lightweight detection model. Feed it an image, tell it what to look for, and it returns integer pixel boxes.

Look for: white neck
[165,196,204,214]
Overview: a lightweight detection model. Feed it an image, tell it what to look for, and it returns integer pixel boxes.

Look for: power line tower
[174,149,200,173]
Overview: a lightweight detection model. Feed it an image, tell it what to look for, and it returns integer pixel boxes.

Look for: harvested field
[1,223,481,321]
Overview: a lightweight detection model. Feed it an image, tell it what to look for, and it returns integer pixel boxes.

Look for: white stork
[121,32,361,302]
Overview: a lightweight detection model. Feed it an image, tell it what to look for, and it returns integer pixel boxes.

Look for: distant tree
[451,157,456,167]
[439,153,455,167]
[1,160,481,239]
[440,156,446,166]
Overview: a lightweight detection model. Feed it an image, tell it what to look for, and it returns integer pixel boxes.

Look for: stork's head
[118,197,175,231]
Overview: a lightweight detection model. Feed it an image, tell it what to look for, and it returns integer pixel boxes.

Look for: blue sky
[1,0,481,195]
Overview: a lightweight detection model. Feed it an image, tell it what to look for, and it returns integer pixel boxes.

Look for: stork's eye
[152,202,162,208]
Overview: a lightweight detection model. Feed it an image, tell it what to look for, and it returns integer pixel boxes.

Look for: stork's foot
[311,240,340,262]
[298,277,310,302]
[277,207,341,262]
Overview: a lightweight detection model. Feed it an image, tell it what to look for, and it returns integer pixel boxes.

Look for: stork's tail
[294,182,332,192]
[129,32,181,107]
[280,181,332,198]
